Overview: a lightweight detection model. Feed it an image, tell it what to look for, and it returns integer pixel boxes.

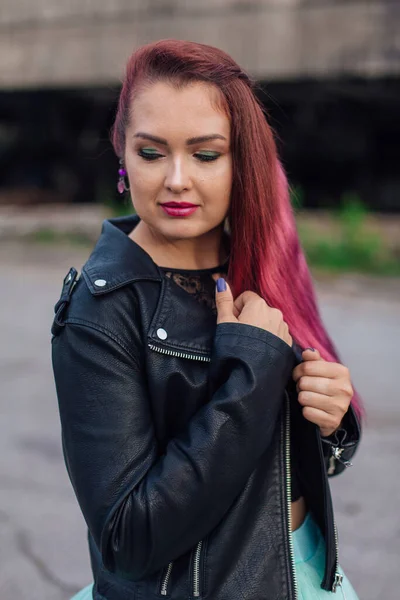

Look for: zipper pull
[52,267,80,335]
[332,571,344,593]
[332,446,353,468]
[327,447,353,476]
[54,267,80,314]
[327,454,336,475]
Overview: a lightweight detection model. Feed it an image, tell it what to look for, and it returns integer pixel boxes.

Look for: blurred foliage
[298,192,400,276]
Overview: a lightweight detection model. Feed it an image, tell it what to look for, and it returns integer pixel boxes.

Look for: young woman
[51,39,362,600]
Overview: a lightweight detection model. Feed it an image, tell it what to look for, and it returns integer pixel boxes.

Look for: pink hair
[111,39,363,420]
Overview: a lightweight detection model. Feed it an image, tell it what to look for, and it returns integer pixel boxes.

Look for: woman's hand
[213,276,293,348]
[292,348,353,437]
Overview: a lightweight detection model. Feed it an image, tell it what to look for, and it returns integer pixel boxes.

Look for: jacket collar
[82,214,163,295]
[82,212,303,363]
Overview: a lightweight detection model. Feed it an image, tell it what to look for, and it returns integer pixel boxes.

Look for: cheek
[128,161,163,195]
[220,155,233,191]
[201,158,232,197]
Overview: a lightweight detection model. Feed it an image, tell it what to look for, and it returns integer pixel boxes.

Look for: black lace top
[160,264,225,314]
[159,261,302,503]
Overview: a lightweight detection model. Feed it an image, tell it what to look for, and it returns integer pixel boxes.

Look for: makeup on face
[124,81,233,248]
[161,204,199,217]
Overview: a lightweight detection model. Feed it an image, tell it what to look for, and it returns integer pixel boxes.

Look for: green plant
[298,192,400,276]
[337,192,367,235]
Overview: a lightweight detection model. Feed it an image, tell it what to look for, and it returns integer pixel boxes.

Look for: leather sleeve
[291,341,362,478]
[320,403,361,477]
[51,320,295,581]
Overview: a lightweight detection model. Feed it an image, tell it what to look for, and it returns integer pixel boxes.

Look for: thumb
[215,278,237,324]
[302,347,323,361]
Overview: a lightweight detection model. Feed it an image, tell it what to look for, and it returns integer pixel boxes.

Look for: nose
[164,156,191,193]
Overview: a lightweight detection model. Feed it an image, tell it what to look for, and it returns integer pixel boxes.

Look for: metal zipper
[332,520,345,595]
[148,343,211,363]
[160,561,174,596]
[192,539,203,597]
[328,454,349,595]
[154,348,344,597]
[159,534,204,596]
[284,394,298,600]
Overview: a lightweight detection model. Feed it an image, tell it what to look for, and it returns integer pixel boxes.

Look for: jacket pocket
[158,560,174,596]
[190,537,208,598]
[156,538,208,598]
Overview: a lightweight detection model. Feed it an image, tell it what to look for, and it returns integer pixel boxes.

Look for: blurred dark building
[0,0,399,210]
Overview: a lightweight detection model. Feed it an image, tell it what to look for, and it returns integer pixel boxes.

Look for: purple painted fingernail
[304,347,316,352]
[216,278,227,292]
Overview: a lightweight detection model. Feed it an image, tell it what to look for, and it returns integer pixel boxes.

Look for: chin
[159,220,206,239]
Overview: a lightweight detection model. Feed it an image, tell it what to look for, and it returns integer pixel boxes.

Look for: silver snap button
[94,279,107,287]
[157,328,168,340]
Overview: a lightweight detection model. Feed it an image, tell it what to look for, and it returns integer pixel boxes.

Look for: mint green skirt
[293,512,359,599]
[71,513,359,599]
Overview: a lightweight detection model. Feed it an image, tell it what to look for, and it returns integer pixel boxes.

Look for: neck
[129,220,229,270]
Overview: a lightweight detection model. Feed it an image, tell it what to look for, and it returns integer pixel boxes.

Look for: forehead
[129,81,230,138]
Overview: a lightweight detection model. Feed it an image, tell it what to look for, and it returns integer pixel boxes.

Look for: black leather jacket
[51,214,361,600]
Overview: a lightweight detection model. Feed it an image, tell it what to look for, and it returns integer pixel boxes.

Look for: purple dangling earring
[117,158,130,194]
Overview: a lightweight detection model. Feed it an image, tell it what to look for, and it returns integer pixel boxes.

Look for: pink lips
[161,202,199,217]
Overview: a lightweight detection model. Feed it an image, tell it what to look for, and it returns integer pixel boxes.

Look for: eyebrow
[133,132,227,146]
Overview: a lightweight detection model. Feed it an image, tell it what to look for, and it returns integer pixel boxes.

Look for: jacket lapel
[147,275,217,358]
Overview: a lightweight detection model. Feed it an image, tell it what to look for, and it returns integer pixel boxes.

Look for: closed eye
[195,152,220,162]
[138,149,162,161]
[138,149,221,162]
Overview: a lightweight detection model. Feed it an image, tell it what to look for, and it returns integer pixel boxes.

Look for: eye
[138,149,221,162]
[138,148,163,161]
[194,152,221,162]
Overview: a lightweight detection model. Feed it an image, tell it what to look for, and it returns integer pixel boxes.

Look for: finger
[212,273,240,318]
[292,347,322,383]
[215,278,237,324]
[296,376,336,397]
[301,348,323,361]
[233,290,265,315]
[232,305,240,319]
[297,391,343,415]
[292,360,343,383]
[301,406,340,435]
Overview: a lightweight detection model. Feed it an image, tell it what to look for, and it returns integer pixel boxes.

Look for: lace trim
[161,268,227,312]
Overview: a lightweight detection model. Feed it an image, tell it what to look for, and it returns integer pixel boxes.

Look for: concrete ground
[1,241,399,600]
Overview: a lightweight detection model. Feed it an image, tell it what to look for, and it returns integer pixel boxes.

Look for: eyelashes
[137,149,220,163]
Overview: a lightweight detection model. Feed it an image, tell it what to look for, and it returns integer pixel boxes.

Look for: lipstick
[161,203,199,217]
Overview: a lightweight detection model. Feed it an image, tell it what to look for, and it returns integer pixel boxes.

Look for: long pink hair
[111,39,363,419]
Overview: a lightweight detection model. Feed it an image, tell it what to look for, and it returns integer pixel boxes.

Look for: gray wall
[1,0,400,89]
